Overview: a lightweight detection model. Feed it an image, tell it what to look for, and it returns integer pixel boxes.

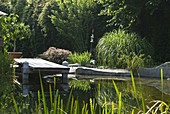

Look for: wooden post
[22,62,30,97]
[62,73,68,83]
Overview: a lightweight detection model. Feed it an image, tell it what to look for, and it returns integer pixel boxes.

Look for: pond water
[13,74,170,113]
[73,76,170,113]
[38,75,170,112]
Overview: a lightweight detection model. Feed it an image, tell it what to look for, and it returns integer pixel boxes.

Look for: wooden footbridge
[14,58,70,96]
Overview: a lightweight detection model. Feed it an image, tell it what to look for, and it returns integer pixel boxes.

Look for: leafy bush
[39,47,71,64]
[0,52,14,75]
[0,52,15,111]
[96,29,153,70]
[68,51,91,66]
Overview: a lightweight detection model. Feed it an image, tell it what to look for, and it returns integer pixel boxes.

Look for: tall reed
[10,70,170,114]
[160,69,164,101]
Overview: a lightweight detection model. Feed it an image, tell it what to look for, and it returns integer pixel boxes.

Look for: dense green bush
[68,51,91,66]
[0,52,15,112]
[0,52,14,75]
[96,29,153,70]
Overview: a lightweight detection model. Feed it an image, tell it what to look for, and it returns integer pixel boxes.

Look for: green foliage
[7,0,47,57]
[144,0,162,15]
[38,0,60,51]
[0,52,16,113]
[125,53,148,71]
[0,14,31,52]
[49,0,98,52]
[0,52,14,75]
[98,0,170,62]
[98,0,162,29]
[1,0,170,62]
[1,0,109,56]
[98,0,145,29]
[68,51,91,66]
[69,80,91,91]
[96,29,153,70]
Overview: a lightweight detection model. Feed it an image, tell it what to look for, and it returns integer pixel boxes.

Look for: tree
[48,0,97,52]
[0,14,31,52]
[98,0,170,62]
[38,0,60,50]
[39,0,111,54]
[98,0,145,30]
[9,0,47,57]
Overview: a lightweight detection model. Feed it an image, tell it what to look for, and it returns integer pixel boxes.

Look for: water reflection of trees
[69,80,91,91]
[95,81,141,113]
[69,79,142,112]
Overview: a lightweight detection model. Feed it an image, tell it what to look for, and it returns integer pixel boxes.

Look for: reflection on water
[24,75,170,112]
[69,75,170,107]
[39,75,170,103]
[136,77,170,95]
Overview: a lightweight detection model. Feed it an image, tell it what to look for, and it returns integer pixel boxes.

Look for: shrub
[0,52,15,105]
[68,51,91,66]
[39,47,71,64]
[0,52,14,75]
[96,29,153,70]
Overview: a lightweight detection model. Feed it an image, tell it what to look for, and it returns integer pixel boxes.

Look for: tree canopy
[1,0,170,63]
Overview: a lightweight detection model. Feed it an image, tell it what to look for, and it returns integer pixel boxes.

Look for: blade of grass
[12,95,19,114]
[57,95,61,114]
[131,71,137,97]
[112,80,119,96]
[141,95,146,113]
[37,90,42,114]
[118,92,122,114]
[54,77,56,90]
[39,72,48,114]
[160,69,164,101]
[111,102,114,114]
[70,96,74,114]
[49,84,53,109]
[104,97,107,114]
[53,90,58,114]
[66,89,73,112]
[90,98,95,114]
[131,71,140,107]
[61,99,63,114]
[131,109,135,114]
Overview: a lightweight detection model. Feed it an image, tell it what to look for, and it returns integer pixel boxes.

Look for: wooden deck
[14,58,69,69]
[14,58,70,96]
[14,58,70,84]
[14,58,70,73]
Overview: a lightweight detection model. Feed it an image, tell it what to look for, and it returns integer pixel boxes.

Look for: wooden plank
[14,58,69,69]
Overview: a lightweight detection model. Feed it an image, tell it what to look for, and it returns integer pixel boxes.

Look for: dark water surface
[69,75,170,106]
[27,75,170,113]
